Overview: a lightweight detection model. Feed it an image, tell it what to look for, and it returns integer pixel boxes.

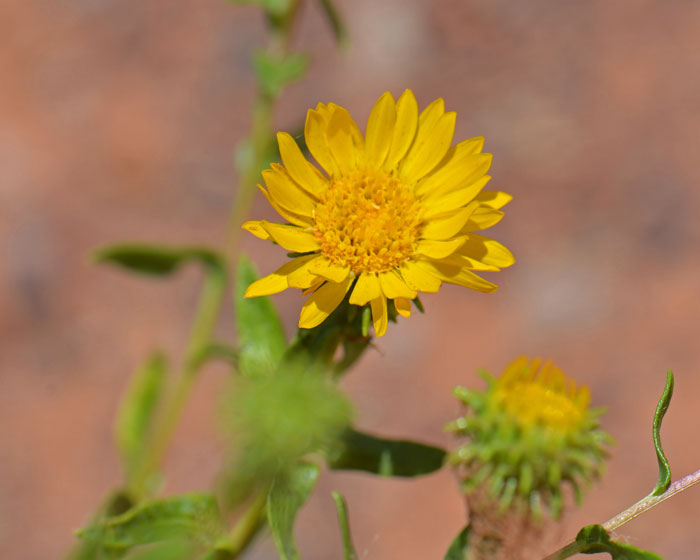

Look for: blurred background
[2,0,700,558]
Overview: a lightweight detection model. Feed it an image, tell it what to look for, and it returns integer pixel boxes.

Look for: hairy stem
[217,490,269,559]
[129,266,227,497]
[542,467,700,560]
[603,467,700,531]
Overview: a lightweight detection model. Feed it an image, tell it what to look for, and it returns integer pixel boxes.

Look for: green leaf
[331,492,358,560]
[574,525,665,559]
[651,371,674,496]
[267,462,321,560]
[115,353,167,477]
[121,540,195,560]
[329,428,447,477]
[444,524,472,560]
[93,244,224,277]
[77,494,226,553]
[65,491,135,560]
[253,51,309,98]
[235,255,286,376]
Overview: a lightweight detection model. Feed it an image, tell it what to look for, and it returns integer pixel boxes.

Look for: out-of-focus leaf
[650,371,674,496]
[235,255,286,376]
[318,0,349,48]
[93,244,224,277]
[77,494,226,555]
[444,525,472,560]
[227,0,292,18]
[267,462,320,560]
[572,525,665,559]
[253,51,309,98]
[115,353,167,477]
[329,428,446,477]
[331,492,357,560]
[121,540,195,560]
[65,491,135,560]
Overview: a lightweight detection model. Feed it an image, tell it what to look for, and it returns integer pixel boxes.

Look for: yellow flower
[243,90,514,336]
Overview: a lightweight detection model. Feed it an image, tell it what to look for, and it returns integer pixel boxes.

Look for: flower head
[243,90,514,336]
[447,357,611,520]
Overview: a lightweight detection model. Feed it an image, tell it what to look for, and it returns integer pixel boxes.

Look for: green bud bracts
[446,357,613,520]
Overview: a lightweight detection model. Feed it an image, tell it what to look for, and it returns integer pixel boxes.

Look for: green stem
[129,266,227,497]
[602,467,700,531]
[225,92,275,260]
[541,467,700,560]
[217,490,269,559]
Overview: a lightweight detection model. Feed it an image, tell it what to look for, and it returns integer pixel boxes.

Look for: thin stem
[225,93,275,260]
[224,2,300,263]
[129,266,227,497]
[541,468,700,560]
[217,490,269,559]
[603,467,700,532]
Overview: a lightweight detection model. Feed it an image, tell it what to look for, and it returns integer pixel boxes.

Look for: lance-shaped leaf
[329,428,447,477]
[115,353,167,478]
[267,462,321,560]
[444,524,472,560]
[235,255,286,376]
[332,492,358,560]
[93,244,224,277]
[650,371,674,496]
[77,494,226,554]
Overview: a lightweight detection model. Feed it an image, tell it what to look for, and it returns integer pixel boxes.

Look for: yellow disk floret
[314,170,422,274]
[494,356,591,433]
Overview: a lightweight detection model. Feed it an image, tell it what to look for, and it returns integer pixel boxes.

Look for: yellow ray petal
[400,111,457,182]
[298,276,353,329]
[349,272,381,306]
[400,260,441,293]
[328,103,364,149]
[257,185,312,228]
[370,294,388,336]
[244,274,286,297]
[474,190,513,210]
[420,202,478,241]
[418,154,492,201]
[365,91,396,168]
[459,234,515,268]
[378,270,417,299]
[244,254,316,297]
[287,255,323,289]
[431,253,501,272]
[418,97,445,129]
[276,131,328,197]
[420,176,492,220]
[417,260,498,293]
[262,164,316,217]
[326,105,364,174]
[384,89,418,171]
[462,207,505,231]
[416,236,466,259]
[309,256,351,282]
[261,222,320,252]
[305,108,339,177]
[394,297,412,318]
[415,137,485,197]
[242,220,271,240]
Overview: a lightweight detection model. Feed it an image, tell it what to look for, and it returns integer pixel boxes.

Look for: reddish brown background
[2,1,700,558]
